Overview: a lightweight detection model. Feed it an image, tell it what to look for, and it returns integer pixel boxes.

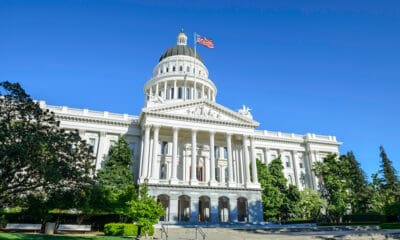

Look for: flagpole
[194,32,197,100]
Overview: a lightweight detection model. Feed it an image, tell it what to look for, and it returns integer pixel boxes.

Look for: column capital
[226,132,232,137]
[172,126,180,131]
[209,130,216,136]
[153,125,161,130]
[191,128,198,134]
[143,124,152,129]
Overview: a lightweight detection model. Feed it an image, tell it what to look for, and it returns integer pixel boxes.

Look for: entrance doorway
[178,195,190,222]
[198,196,210,222]
[218,196,230,222]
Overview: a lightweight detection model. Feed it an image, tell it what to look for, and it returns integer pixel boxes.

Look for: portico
[140,123,260,189]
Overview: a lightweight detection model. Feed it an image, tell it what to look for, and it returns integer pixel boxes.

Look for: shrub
[104,223,154,236]
[380,222,400,229]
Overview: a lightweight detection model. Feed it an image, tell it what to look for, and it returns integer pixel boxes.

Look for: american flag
[196,35,214,49]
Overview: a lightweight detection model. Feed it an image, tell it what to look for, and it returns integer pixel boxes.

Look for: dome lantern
[177,29,187,46]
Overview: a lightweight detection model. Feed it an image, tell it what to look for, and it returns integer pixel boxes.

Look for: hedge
[104,223,154,236]
[380,222,400,229]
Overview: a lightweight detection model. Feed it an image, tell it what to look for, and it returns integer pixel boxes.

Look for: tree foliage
[379,146,400,195]
[93,137,135,216]
[341,152,372,214]
[0,81,94,213]
[313,154,348,223]
[298,188,326,220]
[126,185,164,229]
[257,157,301,222]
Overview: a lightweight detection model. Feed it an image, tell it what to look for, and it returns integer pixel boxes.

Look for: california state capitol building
[38,31,341,224]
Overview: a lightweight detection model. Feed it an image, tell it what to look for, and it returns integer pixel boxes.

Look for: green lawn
[0,233,129,240]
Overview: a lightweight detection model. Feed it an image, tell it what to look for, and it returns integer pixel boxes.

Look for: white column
[164,81,167,99]
[242,135,251,185]
[149,125,160,182]
[208,87,211,100]
[250,136,259,184]
[194,82,197,100]
[263,147,268,164]
[209,131,217,186]
[140,125,151,181]
[201,84,205,99]
[173,80,177,99]
[190,129,198,185]
[291,150,300,187]
[226,133,235,186]
[170,127,179,184]
[155,83,159,97]
[95,131,107,171]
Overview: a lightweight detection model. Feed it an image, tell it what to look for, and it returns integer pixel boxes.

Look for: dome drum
[144,30,216,106]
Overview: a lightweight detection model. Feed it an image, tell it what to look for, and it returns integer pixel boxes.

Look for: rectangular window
[223,147,228,159]
[178,87,182,99]
[215,167,220,182]
[161,141,168,155]
[197,167,203,181]
[286,161,291,167]
[299,162,303,169]
[186,88,191,99]
[214,146,220,159]
[88,138,96,153]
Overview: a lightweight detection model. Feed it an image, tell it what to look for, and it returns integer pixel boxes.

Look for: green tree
[378,146,400,216]
[379,146,399,195]
[126,185,164,233]
[314,154,348,223]
[298,188,326,220]
[0,81,94,214]
[341,152,372,214]
[257,157,299,222]
[95,137,135,216]
[281,185,301,222]
[257,159,284,222]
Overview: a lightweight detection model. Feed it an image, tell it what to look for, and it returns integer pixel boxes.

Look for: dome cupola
[144,30,217,107]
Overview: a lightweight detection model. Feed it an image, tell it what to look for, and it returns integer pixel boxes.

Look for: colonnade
[139,124,259,188]
[145,79,216,102]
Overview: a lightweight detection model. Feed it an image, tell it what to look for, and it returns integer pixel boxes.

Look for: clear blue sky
[1,0,400,180]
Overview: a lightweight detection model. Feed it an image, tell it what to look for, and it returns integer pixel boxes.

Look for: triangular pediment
[142,100,259,127]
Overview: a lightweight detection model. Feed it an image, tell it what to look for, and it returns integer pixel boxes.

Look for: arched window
[172,66,176,72]
[187,66,190,72]
[179,66,183,71]
[166,67,169,73]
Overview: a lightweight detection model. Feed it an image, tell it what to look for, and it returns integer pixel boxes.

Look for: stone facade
[41,31,341,224]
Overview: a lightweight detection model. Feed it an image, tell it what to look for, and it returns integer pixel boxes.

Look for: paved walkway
[153,226,400,240]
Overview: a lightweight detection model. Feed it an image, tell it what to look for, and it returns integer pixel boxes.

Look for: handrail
[195,226,206,240]
[160,224,168,240]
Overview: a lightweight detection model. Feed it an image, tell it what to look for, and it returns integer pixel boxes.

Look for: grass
[0,233,129,240]
[380,222,400,229]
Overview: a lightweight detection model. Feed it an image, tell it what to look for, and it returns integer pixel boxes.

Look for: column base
[138,178,148,184]
[246,182,261,189]
[169,178,179,185]
[227,181,237,187]
[190,179,198,186]
[208,180,218,187]
[147,179,159,184]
